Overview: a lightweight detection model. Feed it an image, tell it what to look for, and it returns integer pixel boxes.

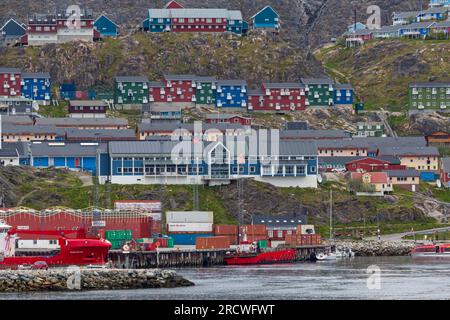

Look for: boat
[224,242,297,265]
[0,219,111,268]
[316,251,337,261]
[411,243,450,258]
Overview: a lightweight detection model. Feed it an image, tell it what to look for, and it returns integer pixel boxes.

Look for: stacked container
[240,225,268,243]
[196,236,230,250]
[214,225,239,245]
[105,230,133,250]
[285,234,322,246]
[114,200,162,234]
[166,211,214,246]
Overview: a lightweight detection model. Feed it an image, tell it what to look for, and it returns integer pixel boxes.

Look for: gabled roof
[35,118,128,127]
[217,80,247,86]
[316,139,369,149]
[164,74,197,81]
[1,115,33,125]
[30,142,106,157]
[434,21,450,28]
[205,113,250,120]
[399,22,436,29]
[280,129,351,140]
[247,89,265,96]
[94,14,118,27]
[392,11,420,19]
[228,10,243,21]
[344,29,373,36]
[279,140,317,156]
[69,100,107,107]
[0,18,26,32]
[251,6,280,19]
[421,6,449,14]
[21,72,51,79]
[335,83,353,90]
[378,146,440,157]
[409,82,450,88]
[0,67,21,74]
[351,172,388,184]
[263,82,305,89]
[301,78,334,85]
[164,0,184,9]
[0,148,19,158]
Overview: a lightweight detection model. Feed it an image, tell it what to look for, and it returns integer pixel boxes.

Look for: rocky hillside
[0,33,322,91]
[316,40,450,111]
[0,0,424,48]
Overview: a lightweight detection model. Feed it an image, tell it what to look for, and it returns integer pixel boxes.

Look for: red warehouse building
[345,156,406,172]
[205,114,251,126]
[0,67,21,98]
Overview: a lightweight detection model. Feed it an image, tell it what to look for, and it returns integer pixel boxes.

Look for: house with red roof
[350,172,393,195]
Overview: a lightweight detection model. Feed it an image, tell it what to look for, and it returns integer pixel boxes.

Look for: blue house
[30,142,105,175]
[94,14,118,37]
[21,72,51,104]
[0,18,26,40]
[215,80,248,109]
[227,10,244,35]
[334,84,354,106]
[251,6,280,31]
[347,22,367,33]
[399,22,436,38]
[146,9,171,33]
[60,83,77,100]
[417,7,448,21]
[429,0,450,7]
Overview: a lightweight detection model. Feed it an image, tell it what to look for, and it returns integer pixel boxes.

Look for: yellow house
[379,146,440,171]
[317,139,368,157]
[1,125,59,142]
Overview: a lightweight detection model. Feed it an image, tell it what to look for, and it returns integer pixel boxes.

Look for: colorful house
[144,105,182,123]
[317,139,369,157]
[59,83,76,100]
[440,158,450,188]
[114,76,149,105]
[0,18,27,42]
[94,14,118,37]
[30,142,105,175]
[0,67,21,98]
[205,114,251,126]
[250,6,280,31]
[399,22,436,38]
[350,172,393,195]
[417,7,448,21]
[195,76,217,105]
[347,22,367,32]
[429,0,450,7]
[386,169,421,192]
[162,74,196,103]
[302,78,335,107]
[251,83,306,112]
[355,122,385,138]
[333,83,354,106]
[21,72,51,104]
[426,131,450,146]
[215,80,247,109]
[432,21,450,33]
[227,11,245,35]
[372,25,402,38]
[345,156,404,172]
[68,100,107,118]
[378,146,440,172]
[392,12,420,25]
[409,82,450,113]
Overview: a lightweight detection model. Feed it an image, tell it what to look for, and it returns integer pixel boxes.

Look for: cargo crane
[0,222,111,267]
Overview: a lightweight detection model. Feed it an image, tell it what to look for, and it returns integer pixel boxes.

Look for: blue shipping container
[170,234,214,245]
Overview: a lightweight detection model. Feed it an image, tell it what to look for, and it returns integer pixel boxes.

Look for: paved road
[366,226,450,242]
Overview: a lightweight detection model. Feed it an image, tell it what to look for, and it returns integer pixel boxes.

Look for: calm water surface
[1,256,450,300]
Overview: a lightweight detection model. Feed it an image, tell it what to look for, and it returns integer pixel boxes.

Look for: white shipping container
[167,223,213,233]
[114,201,162,212]
[17,240,60,250]
[166,211,214,223]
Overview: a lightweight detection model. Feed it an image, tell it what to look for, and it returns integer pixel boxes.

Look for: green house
[355,122,385,137]
[302,78,335,107]
[409,83,450,113]
[114,76,149,105]
[195,76,217,105]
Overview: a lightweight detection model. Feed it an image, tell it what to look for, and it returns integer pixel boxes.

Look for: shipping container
[114,200,162,213]
[196,236,230,250]
[214,225,239,235]
[110,239,127,250]
[151,220,162,234]
[166,211,214,224]
[240,225,267,236]
[105,230,133,241]
[243,235,268,243]
[171,233,214,246]
[257,240,268,249]
[167,223,213,233]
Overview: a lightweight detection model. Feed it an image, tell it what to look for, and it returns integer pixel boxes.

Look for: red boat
[0,220,111,268]
[224,242,297,266]
[411,243,450,258]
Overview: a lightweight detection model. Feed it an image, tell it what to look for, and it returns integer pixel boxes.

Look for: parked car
[332,168,347,173]
[32,261,48,270]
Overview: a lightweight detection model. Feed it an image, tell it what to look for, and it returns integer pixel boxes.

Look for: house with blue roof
[0,18,26,42]
[399,22,436,38]
[251,6,280,31]
[21,72,51,105]
[429,0,450,7]
[347,22,367,33]
[94,14,118,37]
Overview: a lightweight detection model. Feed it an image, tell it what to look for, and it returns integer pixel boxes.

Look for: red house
[345,156,405,172]
[441,158,450,188]
[0,67,21,97]
[256,83,306,112]
[205,114,251,126]
[151,75,197,103]
[165,0,184,9]
[345,29,373,41]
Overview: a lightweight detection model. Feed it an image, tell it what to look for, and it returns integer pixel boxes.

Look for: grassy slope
[315,39,450,112]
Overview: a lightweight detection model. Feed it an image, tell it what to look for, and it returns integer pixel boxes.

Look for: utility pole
[329,189,333,240]
[192,184,199,211]
[237,179,244,225]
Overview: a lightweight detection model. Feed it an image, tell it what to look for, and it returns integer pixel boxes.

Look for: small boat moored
[411,243,450,258]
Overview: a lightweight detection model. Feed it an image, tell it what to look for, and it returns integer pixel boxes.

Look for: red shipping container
[244,235,268,243]
[240,225,267,236]
[214,225,238,235]
[151,220,162,235]
[196,236,230,250]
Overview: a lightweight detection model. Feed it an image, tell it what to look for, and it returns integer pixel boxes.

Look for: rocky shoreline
[328,240,416,257]
[0,269,194,292]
